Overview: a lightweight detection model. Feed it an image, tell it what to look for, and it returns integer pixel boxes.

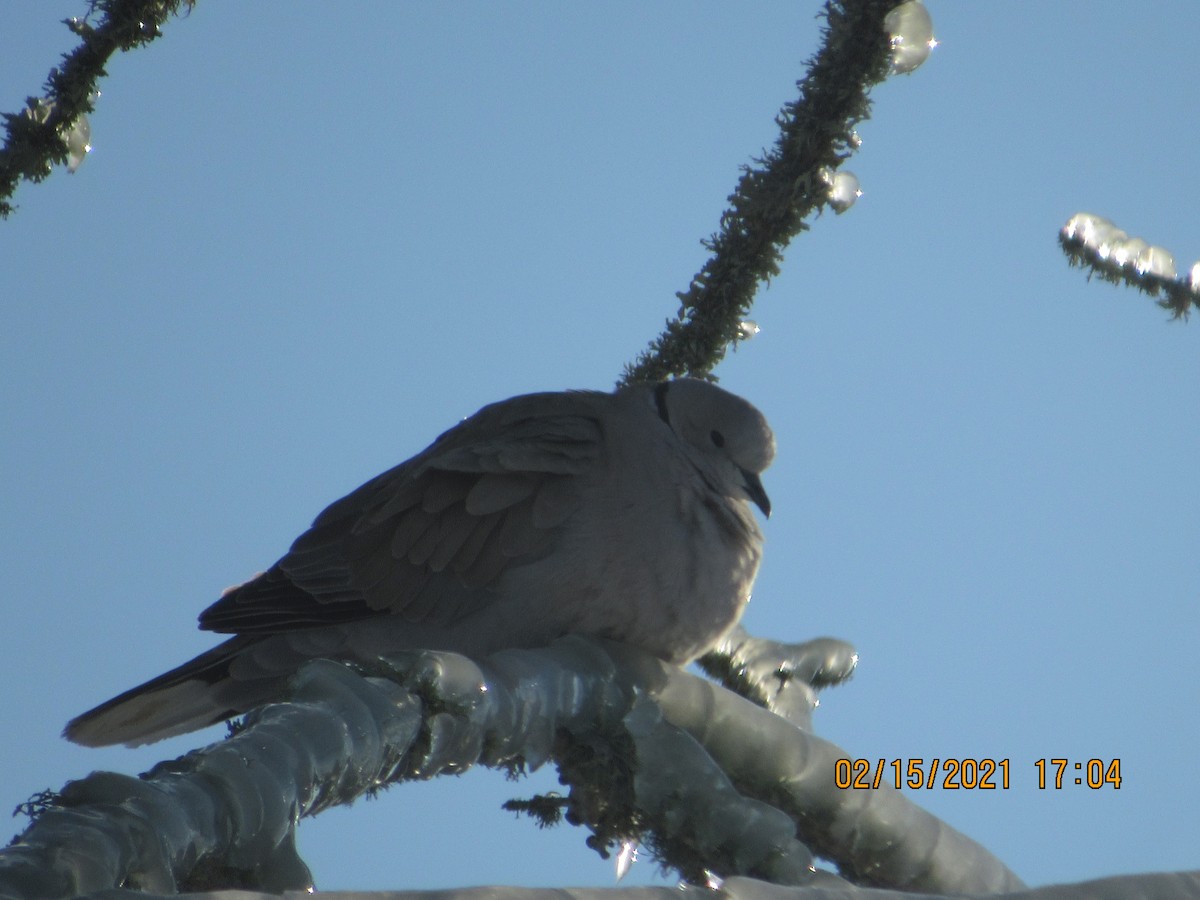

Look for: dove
[65,378,774,747]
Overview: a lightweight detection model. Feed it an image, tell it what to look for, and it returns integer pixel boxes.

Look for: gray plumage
[65,378,775,747]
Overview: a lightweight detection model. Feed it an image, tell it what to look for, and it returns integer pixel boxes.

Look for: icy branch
[78,869,1200,900]
[621,0,915,385]
[1,638,1022,898]
[0,0,193,217]
[1059,213,1198,319]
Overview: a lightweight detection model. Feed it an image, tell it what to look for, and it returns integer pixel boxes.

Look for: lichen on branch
[621,0,908,386]
[0,0,193,218]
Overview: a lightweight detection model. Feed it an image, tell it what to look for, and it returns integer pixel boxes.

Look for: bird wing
[199,392,606,634]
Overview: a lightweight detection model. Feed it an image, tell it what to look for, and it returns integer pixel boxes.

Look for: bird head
[654,378,775,517]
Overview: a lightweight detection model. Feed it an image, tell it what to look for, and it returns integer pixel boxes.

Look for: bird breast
[496,431,764,665]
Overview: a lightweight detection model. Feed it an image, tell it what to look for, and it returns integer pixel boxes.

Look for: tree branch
[0,0,193,218]
[76,869,1200,900]
[1058,213,1198,320]
[620,0,905,385]
[0,639,1022,898]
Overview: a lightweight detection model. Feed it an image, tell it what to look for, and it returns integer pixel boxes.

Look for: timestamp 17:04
[1034,758,1122,789]
[833,758,1122,790]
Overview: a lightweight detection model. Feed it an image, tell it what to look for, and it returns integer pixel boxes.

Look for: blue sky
[2,2,1198,892]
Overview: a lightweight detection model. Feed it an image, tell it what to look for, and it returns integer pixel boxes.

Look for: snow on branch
[1,637,1022,898]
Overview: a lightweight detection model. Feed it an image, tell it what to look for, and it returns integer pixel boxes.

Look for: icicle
[615,841,638,881]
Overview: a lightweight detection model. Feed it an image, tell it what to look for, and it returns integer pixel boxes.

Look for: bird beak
[741,469,771,518]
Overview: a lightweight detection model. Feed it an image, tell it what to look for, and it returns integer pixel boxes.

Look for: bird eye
[710,430,725,448]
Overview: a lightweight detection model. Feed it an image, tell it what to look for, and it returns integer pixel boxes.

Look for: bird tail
[63,635,277,748]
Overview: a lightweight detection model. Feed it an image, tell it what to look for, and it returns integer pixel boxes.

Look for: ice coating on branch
[738,320,761,340]
[822,169,861,213]
[1110,237,1148,269]
[65,114,92,173]
[1093,227,1128,260]
[885,1,937,74]
[1060,213,1091,241]
[1060,212,1195,315]
[22,97,92,173]
[1062,215,1179,278]
[1062,213,1126,256]
[703,870,725,890]
[1135,245,1176,279]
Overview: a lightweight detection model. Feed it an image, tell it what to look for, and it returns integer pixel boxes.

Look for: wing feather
[420,472,474,514]
[450,514,503,577]
[360,477,426,527]
[465,473,537,515]
[363,560,431,614]
[531,477,583,530]
[197,392,608,635]
[458,531,510,588]
[426,509,481,573]
[389,506,436,559]
[497,499,552,559]
[407,512,451,566]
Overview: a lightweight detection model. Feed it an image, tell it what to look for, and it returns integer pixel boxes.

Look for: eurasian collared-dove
[65,378,775,747]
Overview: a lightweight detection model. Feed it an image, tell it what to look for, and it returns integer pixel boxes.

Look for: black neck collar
[653,381,671,426]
